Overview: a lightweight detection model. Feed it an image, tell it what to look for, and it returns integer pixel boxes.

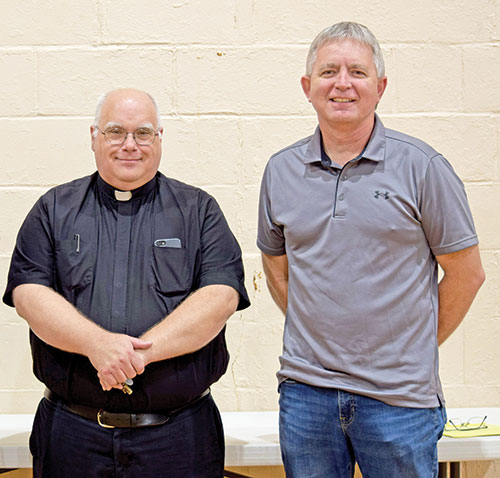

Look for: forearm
[13,283,107,356]
[139,284,239,364]
[12,283,151,389]
[437,245,485,345]
[262,252,288,315]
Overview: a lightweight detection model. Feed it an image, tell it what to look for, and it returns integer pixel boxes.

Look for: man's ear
[90,125,96,152]
[301,75,311,102]
[377,76,388,102]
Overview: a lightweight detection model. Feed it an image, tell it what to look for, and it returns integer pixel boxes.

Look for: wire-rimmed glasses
[445,416,488,432]
[96,126,159,146]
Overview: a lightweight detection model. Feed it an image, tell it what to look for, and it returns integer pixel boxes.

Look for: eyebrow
[318,63,338,70]
[317,62,369,71]
[103,122,155,129]
[350,63,369,71]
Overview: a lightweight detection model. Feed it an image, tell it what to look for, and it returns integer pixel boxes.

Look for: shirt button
[116,282,122,288]
[338,193,345,201]
[341,175,347,181]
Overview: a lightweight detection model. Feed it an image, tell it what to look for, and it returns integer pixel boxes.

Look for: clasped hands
[87,331,153,392]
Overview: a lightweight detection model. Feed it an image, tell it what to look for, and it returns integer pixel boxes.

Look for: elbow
[475,266,486,291]
[12,284,32,315]
[12,284,51,320]
[466,264,486,298]
[207,284,239,319]
[224,287,240,316]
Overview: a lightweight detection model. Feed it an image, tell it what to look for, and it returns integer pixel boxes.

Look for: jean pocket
[278,378,298,393]
[437,406,447,439]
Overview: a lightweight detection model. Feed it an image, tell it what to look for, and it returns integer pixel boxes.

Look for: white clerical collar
[114,190,133,201]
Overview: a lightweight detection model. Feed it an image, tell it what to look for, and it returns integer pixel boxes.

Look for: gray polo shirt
[257,115,478,408]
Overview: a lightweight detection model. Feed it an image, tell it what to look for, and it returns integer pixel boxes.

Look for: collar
[304,114,387,166]
[96,173,157,202]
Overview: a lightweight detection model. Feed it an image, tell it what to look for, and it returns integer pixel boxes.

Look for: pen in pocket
[73,234,80,253]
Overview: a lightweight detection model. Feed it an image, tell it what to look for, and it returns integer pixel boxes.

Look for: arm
[261,252,288,315]
[436,245,485,345]
[138,284,239,366]
[12,283,151,390]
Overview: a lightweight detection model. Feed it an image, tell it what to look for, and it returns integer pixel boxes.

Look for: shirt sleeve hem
[198,273,251,311]
[432,236,479,256]
[256,240,286,256]
[2,277,53,308]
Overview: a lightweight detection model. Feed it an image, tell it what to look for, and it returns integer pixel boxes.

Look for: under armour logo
[374,190,390,200]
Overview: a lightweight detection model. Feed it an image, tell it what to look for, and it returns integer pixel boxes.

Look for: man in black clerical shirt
[3,88,250,478]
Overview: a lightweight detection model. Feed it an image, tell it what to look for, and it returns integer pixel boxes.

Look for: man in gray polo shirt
[257,22,485,477]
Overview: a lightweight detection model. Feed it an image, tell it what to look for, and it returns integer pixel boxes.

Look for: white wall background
[0,0,499,416]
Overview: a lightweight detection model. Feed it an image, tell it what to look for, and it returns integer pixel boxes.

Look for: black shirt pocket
[150,246,192,295]
[55,238,95,302]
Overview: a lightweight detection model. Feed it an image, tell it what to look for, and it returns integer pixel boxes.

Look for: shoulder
[271,134,314,158]
[157,172,210,199]
[270,134,314,161]
[384,127,441,160]
[156,173,219,213]
[380,124,463,191]
[262,134,315,182]
[36,174,95,207]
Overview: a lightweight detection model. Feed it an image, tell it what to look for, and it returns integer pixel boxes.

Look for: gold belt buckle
[97,410,115,429]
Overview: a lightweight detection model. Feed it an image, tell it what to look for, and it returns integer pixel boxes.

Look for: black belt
[44,388,210,429]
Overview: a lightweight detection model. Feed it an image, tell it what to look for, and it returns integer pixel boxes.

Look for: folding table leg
[438,462,448,478]
[449,462,461,478]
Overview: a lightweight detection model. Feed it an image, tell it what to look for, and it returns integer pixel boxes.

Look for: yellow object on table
[444,421,500,438]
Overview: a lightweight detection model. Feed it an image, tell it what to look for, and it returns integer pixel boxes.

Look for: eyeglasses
[96,126,159,146]
[445,416,488,432]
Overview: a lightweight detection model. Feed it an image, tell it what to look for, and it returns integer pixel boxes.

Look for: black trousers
[30,394,224,478]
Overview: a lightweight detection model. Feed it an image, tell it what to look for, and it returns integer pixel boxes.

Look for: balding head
[90,88,163,191]
[92,88,161,136]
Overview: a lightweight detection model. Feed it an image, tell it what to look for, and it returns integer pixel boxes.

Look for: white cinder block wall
[1,1,499,418]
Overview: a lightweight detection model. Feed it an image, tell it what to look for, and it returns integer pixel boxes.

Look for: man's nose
[122,132,138,149]
[335,69,351,89]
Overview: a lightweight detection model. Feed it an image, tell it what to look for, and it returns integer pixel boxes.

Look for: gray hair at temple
[305,22,385,79]
[92,89,162,138]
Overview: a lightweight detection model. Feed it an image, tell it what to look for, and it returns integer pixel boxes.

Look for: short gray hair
[305,22,385,78]
[92,89,161,138]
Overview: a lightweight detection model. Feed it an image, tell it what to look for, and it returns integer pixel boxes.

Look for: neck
[319,117,375,167]
[99,174,155,192]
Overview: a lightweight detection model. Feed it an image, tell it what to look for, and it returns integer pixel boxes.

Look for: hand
[87,332,152,391]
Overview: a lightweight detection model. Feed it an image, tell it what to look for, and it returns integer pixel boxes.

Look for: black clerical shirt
[3,172,250,412]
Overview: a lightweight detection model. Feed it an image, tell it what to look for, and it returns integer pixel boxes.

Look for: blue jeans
[30,394,224,478]
[279,380,446,478]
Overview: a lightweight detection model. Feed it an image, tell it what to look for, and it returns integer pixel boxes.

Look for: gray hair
[305,22,385,78]
[92,89,162,138]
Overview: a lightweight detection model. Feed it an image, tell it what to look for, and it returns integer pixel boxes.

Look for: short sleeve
[257,161,286,256]
[197,194,250,311]
[420,155,478,256]
[3,193,55,307]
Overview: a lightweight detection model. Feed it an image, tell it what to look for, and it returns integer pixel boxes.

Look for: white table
[222,408,500,478]
[2,408,500,477]
[0,414,33,471]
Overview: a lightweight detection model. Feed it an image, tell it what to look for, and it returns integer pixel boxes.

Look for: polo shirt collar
[304,114,386,165]
[96,173,157,202]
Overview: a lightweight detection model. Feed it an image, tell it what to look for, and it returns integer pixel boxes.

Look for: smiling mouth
[331,98,355,103]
